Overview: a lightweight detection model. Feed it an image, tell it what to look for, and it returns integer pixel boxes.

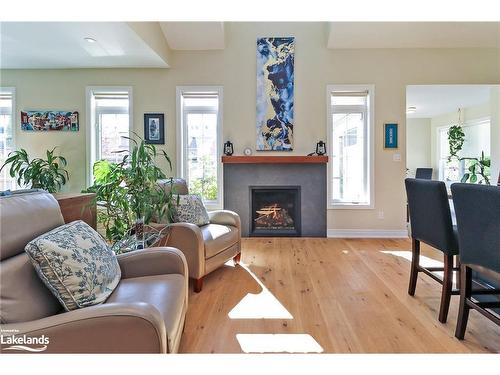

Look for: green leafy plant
[0,147,69,193]
[460,151,491,185]
[447,125,465,160]
[84,134,177,242]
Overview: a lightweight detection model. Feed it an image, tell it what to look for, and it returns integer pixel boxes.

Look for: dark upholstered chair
[451,183,500,339]
[405,178,460,323]
[415,168,433,180]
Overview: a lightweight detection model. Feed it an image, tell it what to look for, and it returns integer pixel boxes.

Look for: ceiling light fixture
[406,106,417,114]
[84,37,97,43]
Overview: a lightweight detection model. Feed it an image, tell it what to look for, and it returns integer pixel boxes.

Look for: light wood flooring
[179,238,500,353]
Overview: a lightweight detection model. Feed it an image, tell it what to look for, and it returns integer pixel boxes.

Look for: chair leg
[194,277,204,293]
[438,254,454,323]
[408,238,420,296]
[455,265,472,340]
[233,252,241,265]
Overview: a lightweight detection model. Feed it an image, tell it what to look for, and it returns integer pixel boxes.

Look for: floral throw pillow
[173,194,210,226]
[25,220,121,311]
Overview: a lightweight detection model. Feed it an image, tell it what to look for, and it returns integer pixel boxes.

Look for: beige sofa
[158,179,241,292]
[0,190,188,353]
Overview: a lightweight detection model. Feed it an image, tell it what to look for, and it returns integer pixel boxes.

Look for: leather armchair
[157,179,242,292]
[0,190,188,353]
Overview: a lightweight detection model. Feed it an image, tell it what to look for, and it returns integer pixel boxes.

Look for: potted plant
[460,151,491,185]
[0,147,69,193]
[85,134,177,243]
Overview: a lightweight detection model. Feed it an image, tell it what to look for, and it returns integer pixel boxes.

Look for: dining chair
[405,178,460,323]
[415,168,433,180]
[451,183,500,339]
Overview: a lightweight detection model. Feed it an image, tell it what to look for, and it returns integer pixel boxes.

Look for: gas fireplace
[250,186,301,237]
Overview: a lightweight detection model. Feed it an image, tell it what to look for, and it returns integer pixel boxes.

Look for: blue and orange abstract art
[256,37,294,151]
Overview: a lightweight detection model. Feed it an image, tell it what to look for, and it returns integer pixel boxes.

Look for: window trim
[176,86,223,210]
[0,87,16,190]
[326,84,375,210]
[85,86,133,187]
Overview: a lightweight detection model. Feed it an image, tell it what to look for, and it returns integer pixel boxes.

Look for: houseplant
[85,134,177,242]
[460,151,491,185]
[447,125,465,160]
[0,147,69,193]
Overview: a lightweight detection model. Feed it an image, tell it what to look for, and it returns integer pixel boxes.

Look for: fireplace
[250,186,301,237]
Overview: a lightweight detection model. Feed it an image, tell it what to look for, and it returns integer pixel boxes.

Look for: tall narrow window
[327,85,374,208]
[177,87,222,208]
[0,87,16,191]
[87,87,132,184]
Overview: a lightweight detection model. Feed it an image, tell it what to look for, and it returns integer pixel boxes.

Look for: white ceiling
[0,22,169,69]
[406,85,493,118]
[328,22,500,49]
[160,22,225,50]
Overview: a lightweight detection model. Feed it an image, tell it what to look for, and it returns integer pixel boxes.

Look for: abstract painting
[21,111,79,131]
[256,37,294,151]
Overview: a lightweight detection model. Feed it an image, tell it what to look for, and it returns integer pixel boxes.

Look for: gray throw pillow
[25,220,121,311]
[173,194,210,226]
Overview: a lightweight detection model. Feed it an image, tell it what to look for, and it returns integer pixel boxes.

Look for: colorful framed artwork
[256,37,295,151]
[384,123,398,149]
[144,113,165,144]
[21,111,79,131]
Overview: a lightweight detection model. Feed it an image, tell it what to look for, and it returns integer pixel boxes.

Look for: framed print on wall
[384,123,398,149]
[144,113,165,144]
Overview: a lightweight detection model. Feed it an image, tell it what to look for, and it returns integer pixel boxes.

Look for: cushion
[25,220,121,311]
[106,274,186,352]
[173,194,210,226]
[201,224,239,258]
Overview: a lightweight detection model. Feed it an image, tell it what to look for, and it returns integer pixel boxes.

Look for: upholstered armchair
[157,179,241,292]
[0,190,188,353]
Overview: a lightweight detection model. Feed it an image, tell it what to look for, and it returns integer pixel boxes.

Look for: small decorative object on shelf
[243,147,252,156]
[316,141,326,156]
[224,141,234,156]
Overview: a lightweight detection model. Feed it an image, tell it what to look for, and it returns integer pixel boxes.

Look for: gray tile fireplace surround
[223,163,327,237]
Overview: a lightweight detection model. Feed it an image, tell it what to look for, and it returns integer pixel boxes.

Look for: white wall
[406,118,431,176]
[2,22,500,232]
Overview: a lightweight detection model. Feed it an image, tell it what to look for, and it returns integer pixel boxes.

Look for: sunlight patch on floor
[381,250,444,268]
[236,334,324,353]
[228,263,293,320]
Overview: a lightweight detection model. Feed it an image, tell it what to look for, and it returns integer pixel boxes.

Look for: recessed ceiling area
[0,22,170,69]
[328,22,500,49]
[406,85,494,118]
[159,22,225,50]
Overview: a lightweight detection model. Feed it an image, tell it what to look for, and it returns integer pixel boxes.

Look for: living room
[1,0,499,373]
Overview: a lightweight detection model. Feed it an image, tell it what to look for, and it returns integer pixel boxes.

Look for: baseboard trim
[327,229,409,238]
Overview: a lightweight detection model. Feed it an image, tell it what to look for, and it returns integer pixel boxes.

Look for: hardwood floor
[179,238,500,353]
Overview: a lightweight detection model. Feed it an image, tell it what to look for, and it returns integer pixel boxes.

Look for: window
[438,118,491,184]
[177,87,223,208]
[0,87,16,191]
[86,87,132,185]
[327,85,374,208]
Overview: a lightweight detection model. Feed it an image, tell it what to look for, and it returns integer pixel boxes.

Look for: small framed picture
[144,113,165,144]
[384,123,398,149]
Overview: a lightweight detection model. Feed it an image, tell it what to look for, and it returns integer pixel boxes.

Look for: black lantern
[224,141,234,156]
[316,141,326,156]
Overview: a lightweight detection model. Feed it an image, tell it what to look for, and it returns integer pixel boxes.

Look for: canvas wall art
[256,37,295,151]
[21,111,79,131]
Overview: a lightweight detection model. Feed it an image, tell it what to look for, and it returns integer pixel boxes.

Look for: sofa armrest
[117,247,188,279]
[0,302,167,353]
[208,210,241,231]
[164,223,205,279]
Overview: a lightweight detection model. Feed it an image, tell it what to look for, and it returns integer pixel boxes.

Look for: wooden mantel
[222,155,328,164]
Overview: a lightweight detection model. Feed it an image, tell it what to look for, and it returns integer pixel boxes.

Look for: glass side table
[111,224,171,254]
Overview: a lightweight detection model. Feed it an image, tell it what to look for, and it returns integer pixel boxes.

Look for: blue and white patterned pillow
[25,220,121,311]
[173,194,210,226]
